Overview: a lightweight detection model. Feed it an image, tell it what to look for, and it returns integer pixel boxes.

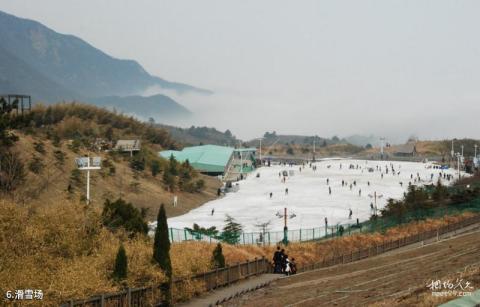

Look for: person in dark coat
[273,247,283,273]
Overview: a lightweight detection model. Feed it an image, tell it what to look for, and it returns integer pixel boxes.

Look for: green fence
[168,197,480,245]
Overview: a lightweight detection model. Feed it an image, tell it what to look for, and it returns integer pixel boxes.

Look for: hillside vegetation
[0,103,221,220]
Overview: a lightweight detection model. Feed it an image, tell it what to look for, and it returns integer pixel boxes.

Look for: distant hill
[254,131,346,147]
[158,125,239,147]
[0,10,211,100]
[344,134,380,147]
[0,45,80,102]
[91,94,191,122]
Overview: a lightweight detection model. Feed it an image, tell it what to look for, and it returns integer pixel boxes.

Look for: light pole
[461,145,464,158]
[75,156,101,205]
[455,153,462,180]
[276,207,296,245]
[368,191,383,217]
[475,144,477,159]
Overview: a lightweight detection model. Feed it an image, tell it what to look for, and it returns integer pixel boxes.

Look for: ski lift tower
[75,156,101,205]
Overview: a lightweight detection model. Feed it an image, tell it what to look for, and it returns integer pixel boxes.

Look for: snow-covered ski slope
[167,159,460,232]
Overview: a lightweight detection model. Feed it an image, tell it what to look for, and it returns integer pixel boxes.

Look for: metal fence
[168,197,480,245]
[169,223,367,245]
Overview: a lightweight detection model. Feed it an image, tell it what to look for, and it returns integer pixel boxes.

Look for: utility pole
[475,144,478,159]
[75,156,101,205]
[461,145,464,158]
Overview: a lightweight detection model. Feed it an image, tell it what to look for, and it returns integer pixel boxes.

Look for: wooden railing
[62,257,271,306]
[62,214,480,306]
[297,214,480,273]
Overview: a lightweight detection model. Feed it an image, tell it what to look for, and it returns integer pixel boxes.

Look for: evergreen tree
[168,154,178,176]
[113,244,128,281]
[221,215,243,244]
[153,204,172,305]
[432,179,449,201]
[150,160,161,177]
[211,243,226,269]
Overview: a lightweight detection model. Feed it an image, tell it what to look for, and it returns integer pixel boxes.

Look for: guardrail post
[127,288,131,307]
[215,268,219,289]
[69,299,74,307]
[255,257,258,275]
[227,265,230,286]
[100,295,105,307]
[238,261,241,278]
[261,256,266,273]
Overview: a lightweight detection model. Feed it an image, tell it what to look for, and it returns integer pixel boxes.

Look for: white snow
[165,159,459,232]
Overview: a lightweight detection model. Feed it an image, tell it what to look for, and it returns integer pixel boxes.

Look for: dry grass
[10,131,221,221]
[370,263,480,307]
[170,212,477,271]
[1,197,476,305]
[0,200,164,305]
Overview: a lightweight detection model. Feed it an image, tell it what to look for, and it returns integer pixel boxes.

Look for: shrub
[28,156,44,174]
[211,243,225,269]
[33,141,46,154]
[53,150,65,165]
[101,198,148,236]
[112,244,128,281]
[70,169,82,185]
[195,179,205,192]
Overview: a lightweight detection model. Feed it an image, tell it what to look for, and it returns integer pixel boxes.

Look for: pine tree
[211,243,226,268]
[113,244,128,281]
[221,215,243,244]
[153,204,172,305]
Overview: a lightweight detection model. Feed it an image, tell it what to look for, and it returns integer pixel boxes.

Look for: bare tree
[254,220,272,246]
[0,150,26,193]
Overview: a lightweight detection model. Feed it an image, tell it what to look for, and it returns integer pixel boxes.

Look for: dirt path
[225,231,480,307]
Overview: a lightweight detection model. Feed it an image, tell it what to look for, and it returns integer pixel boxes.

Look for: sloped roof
[394,143,416,154]
[159,145,234,173]
[114,139,141,150]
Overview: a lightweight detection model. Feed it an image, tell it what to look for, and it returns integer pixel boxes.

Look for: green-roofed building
[159,145,236,175]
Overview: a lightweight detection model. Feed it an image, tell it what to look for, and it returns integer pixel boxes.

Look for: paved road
[178,274,282,307]
[225,230,480,307]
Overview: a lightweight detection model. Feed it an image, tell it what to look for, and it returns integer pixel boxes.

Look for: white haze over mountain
[1,0,480,142]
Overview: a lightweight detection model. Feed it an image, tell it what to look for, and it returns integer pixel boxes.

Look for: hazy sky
[1,0,479,142]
